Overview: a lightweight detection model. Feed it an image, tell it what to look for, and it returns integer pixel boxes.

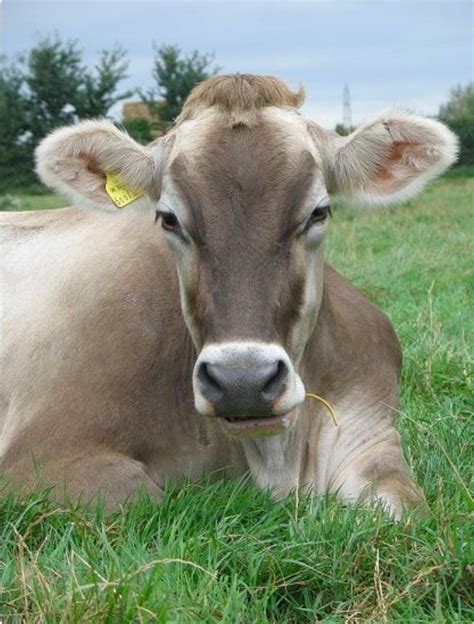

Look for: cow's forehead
[160,107,327,221]
[167,106,320,165]
[158,108,330,253]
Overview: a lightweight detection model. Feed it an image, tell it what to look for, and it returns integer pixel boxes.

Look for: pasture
[0,169,472,622]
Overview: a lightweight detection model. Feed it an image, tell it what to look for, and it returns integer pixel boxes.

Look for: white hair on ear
[331,109,459,206]
[35,119,156,212]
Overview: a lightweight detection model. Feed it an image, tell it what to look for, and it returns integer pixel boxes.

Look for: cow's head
[36,74,458,437]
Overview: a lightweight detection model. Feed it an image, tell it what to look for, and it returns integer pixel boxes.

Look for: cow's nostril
[197,362,225,402]
[261,359,288,402]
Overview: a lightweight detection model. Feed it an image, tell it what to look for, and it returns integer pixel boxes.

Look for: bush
[0,194,22,210]
[439,83,474,165]
[0,37,132,193]
[443,117,474,165]
[120,118,154,145]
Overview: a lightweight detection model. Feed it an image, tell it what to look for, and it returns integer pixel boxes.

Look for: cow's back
[1,205,172,443]
[0,206,235,487]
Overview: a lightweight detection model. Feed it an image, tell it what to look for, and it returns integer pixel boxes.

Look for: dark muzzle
[197,358,289,420]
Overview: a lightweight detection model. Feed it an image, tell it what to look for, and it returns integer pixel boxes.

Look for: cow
[0,75,458,517]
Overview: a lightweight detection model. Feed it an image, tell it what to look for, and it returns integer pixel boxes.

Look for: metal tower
[343,83,352,132]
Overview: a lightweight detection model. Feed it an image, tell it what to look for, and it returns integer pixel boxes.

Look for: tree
[24,36,132,137]
[23,37,86,139]
[0,59,33,190]
[142,44,218,128]
[0,36,132,190]
[439,83,474,165]
[0,60,28,155]
[76,47,132,118]
[121,118,153,145]
[335,123,356,136]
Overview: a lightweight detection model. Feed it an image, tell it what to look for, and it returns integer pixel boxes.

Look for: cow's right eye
[159,211,180,232]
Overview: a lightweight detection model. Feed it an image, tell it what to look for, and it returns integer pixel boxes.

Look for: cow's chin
[218,408,300,439]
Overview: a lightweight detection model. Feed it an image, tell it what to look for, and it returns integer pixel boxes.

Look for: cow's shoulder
[0,205,86,237]
[324,263,398,330]
[1,203,182,372]
[306,264,402,392]
[1,204,173,281]
[324,263,401,362]
[0,205,188,466]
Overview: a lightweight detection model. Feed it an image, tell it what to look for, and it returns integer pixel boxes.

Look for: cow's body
[0,205,419,513]
[1,75,458,516]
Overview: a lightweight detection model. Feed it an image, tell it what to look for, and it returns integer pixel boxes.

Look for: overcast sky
[1,0,472,128]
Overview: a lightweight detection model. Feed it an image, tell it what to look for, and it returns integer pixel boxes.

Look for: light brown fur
[0,205,421,513]
[1,74,457,516]
[176,73,304,126]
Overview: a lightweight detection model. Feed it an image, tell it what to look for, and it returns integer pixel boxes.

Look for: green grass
[0,193,67,211]
[1,171,473,622]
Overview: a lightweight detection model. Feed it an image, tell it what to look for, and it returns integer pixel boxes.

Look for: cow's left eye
[305,205,332,230]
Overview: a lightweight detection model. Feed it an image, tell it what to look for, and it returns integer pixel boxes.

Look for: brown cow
[0,75,458,516]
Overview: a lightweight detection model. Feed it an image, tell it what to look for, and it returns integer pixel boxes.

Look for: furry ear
[328,111,459,205]
[35,119,156,212]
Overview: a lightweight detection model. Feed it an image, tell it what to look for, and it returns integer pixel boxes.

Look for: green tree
[76,47,132,118]
[0,36,132,191]
[23,37,85,139]
[0,59,32,190]
[121,118,154,145]
[335,123,356,136]
[0,60,28,150]
[143,44,218,128]
[24,36,132,138]
[439,83,474,165]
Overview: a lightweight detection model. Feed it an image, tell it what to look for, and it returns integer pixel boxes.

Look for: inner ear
[86,156,104,176]
[330,113,458,206]
[374,139,422,195]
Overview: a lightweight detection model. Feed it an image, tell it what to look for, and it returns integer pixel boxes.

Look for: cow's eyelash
[298,204,332,235]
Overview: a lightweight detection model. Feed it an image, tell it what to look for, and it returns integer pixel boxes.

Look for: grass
[1,170,473,622]
[0,193,67,211]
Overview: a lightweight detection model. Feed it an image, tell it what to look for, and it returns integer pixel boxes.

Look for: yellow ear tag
[105,171,144,208]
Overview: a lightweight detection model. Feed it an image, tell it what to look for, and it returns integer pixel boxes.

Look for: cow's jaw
[218,407,300,438]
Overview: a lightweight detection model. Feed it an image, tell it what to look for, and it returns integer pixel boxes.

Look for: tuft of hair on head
[176,74,305,126]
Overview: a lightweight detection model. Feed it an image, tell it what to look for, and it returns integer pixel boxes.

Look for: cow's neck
[239,286,333,496]
[239,424,308,495]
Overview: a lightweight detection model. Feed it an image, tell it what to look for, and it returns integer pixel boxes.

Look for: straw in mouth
[305,393,338,427]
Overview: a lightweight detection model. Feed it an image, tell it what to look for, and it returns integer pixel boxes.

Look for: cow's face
[36,76,458,437]
[159,109,327,435]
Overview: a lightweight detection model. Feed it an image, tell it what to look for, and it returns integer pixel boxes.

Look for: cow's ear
[327,112,458,205]
[35,120,156,212]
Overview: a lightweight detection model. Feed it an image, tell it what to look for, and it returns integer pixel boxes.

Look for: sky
[1,0,472,128]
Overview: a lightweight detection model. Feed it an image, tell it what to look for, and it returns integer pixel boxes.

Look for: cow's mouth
[219,408,299,437]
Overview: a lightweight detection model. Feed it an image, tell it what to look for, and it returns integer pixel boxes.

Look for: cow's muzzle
[193,342,305,436]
